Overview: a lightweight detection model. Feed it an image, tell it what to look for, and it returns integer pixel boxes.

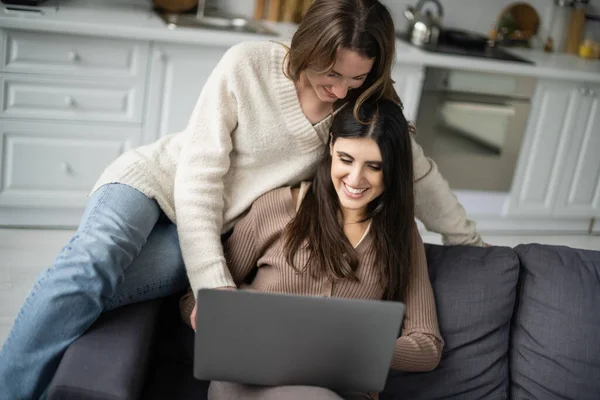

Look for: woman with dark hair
[1,1,466,397]
[182,99,443,399]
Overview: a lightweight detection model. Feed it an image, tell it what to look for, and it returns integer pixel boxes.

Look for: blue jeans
[0,183,189,399]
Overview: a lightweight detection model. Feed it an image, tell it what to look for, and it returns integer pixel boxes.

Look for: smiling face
[304,48,374,104]
[330,137,384,220]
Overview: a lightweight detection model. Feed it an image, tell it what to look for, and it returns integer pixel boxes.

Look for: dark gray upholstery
[510,244,600,400]
[47,244,600,400]
[140,297,210,400]
[47,299,162,400]
[382,244,520,400]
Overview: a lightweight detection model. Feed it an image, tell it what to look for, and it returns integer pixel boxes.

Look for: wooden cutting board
[254,0,312,23]
[282,0,299,22]
[267,0,281,21]
[153,0,197,13]
[253,0,266,20]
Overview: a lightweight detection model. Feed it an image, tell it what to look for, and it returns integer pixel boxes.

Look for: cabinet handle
[579,87,589,96]
[64,96,76,107]
[155,51,167,62]
[589,89,597,98]
[67,51,80,62]
[62,162,73,175]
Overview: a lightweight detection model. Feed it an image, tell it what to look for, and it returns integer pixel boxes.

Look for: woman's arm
[179,194,262,330]
[390,227,444,372]
[174,46,243,294]
[411,136,485,246]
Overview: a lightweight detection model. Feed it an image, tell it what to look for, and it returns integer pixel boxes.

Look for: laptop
[194,289,405,392]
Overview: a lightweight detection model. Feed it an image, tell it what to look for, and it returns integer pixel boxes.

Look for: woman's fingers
[191,302,197,331]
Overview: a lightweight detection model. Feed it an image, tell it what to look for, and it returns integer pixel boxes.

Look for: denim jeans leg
[0,183,169,400]
[104,220,188,311]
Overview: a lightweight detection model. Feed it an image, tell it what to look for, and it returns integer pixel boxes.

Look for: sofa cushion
[510,244,600,400]
[382,244,520,400]
[47,299,162,400]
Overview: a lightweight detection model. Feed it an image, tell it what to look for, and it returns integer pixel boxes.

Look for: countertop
[395,40,600,83]
[0,0,291,46]
[1,0,600,83]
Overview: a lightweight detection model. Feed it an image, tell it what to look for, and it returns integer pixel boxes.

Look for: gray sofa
[46,244,600,400]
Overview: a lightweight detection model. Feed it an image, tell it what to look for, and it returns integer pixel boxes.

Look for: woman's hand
[190,286,237,331]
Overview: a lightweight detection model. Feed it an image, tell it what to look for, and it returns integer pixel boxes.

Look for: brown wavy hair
[284,0,402,121]
[284,99,415,301]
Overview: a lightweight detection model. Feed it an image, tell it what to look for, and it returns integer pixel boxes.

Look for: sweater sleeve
[391,226,444,372]
[177,196,262,329]
[174,47,242,294]
[411,136,485,246]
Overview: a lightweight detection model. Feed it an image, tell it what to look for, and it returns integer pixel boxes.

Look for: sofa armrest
[47,299,163,400]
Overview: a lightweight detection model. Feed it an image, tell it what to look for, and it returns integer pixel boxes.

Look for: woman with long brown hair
[183,98,443,399]
[2,1,468,397]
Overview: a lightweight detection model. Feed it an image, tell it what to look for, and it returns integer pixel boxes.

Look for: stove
[397,32,534,65]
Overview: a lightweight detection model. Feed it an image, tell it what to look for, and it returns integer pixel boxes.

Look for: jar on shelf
[579,13,600,59]
[565,0,590,54]
[549,0,574,52]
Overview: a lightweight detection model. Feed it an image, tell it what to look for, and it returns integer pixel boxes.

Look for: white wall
[218,0,600,37]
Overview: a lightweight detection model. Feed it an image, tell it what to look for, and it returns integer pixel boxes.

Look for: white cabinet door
[391,64,424,123]
[507,79,600,219]
[144,42,228,143]
[0,121,141,227]
[0,74,144,124]
[506,80,582,216]
[554,83,600,217]
[1,29,149,79]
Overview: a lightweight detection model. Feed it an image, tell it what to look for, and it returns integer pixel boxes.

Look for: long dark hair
[284,0,402,119]
[284,99,415,301]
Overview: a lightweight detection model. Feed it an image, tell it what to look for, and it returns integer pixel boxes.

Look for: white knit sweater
[93,41,482,295]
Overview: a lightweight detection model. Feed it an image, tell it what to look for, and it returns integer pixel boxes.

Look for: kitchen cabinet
[0,30,426,227]
[1,29,149,79]
[144,42,227,142]
[0,74,144,124]
[554,83,600,217]
[391,64,424,123]
[0,29,148,227]
[0,121,141,227]
[1,23,597,229]
[506,79,600,218]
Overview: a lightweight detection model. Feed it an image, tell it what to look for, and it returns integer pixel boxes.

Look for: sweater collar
[271,42,331,151]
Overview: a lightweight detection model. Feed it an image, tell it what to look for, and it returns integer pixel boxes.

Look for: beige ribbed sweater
[182,185,444,372]
[92,40,482,297]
